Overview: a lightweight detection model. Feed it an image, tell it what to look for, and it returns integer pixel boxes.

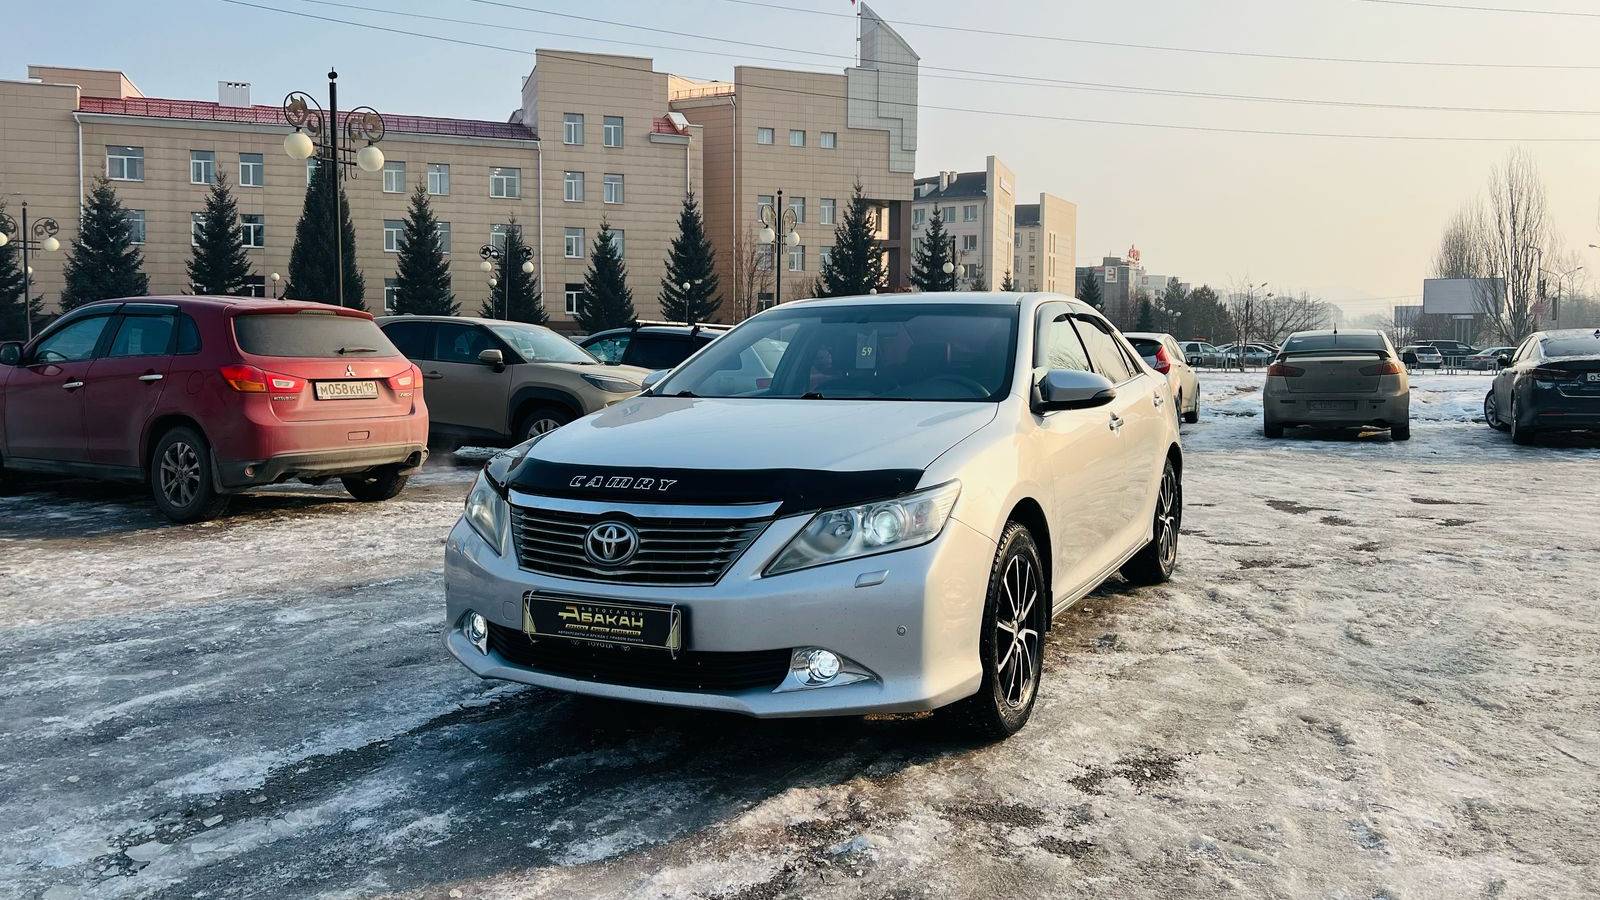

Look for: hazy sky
[12,0,1600,318]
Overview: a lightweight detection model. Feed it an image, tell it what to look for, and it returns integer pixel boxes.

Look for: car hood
[501,397,999,512]
[529,362,651,382]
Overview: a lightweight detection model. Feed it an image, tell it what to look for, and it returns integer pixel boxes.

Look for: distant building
[910,157,1014,289]
[1011,194,1076,293]
[1076,247,1146,322]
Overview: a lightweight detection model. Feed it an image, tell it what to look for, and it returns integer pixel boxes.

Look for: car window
[235,311,399,358]
[106,314,176,358]
[1075,318,1135,383]
[383,321,436,360]
[175,315,202,355]
[623,334,695,370]
[1283,333,1388,353]
[1126,337,1162,359]
[1513,338,1536,363]
[487,324,595,364]
[1539,332,1600,358]
[1036,310,1092,372]
[434,323,496,364]
[584,334,630,365]
[33,316,113,363]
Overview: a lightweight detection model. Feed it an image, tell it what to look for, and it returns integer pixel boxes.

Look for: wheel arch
[509,385,582,434]
[1004,496,1053,632]
[142,414,210,477]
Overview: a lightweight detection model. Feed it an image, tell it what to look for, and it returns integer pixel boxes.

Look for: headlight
[582,373,642,393]
[464,472,509,554]
[765,481,961,576]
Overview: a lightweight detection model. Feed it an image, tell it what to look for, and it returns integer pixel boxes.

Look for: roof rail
[627,319,732,336]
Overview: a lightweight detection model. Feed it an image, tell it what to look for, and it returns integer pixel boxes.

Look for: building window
[563,113,584,145]
[190,150,216,185]
[306,158,320,185]
[437,221,452,254]
[757,292,776,311]
[962,234,978,251]
[603,115,623,147]
[126,209,146,244]
[789,129,805,147]
[788,196,805,224]
[788,244,805,272]
[756,127,774,145]
[564,227,585,258]
[820,198,837,225]
[564,171,584,203]
[820,131,837,149]
[757,194,774,221]
[384,278,400,314]
[565,283,583,315]
[912,207,926,227]
[963,205,978,222]
[490,166,521,198]
[756,245,774,271]
[427,163,450,195]
[610,229,625,258]
[190,212,205,246]
[819,246,833,269]
[384,219,404,252]
[241,214,264,248]
[107,146,144,181]
[490,223,514,252]
[603,173,624,204]
[941,206,955,222]
[239,153,264,187]
[382,160,406,193]
[243,275,266,298]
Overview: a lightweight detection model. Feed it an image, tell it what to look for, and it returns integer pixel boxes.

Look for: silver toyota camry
[443,293,1182,738]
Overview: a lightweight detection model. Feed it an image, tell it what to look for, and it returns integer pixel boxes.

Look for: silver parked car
[1263,329,1410,440]
[1125,332,1200,423]
[444,293,1183,739]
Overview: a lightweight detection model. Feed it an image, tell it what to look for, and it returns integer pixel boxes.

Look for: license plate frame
[1587,373,1600,383]
[313,379,379,401]
[1308,400,1357,411]
[522,592,683,652]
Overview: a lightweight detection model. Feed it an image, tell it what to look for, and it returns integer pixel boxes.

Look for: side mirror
[1495,354,1511,369]
[641,369,669,392]
[478,348,506,372]
[0,342,21,367]
[1035,369,1117,412]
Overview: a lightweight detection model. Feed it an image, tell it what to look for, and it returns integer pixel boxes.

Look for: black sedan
[1484,329,1600,444]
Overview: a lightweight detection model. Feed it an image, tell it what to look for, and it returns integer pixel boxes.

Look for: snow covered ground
[2,379,1598,899]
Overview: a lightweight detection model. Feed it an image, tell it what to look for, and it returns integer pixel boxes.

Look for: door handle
[424,371,444,381]
[62,380,85,391]
[138,373,164,382]
[1108,413,1124,432]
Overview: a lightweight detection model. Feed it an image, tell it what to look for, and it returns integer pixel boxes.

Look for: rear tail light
[1150,346,1172,375]
[1360,359,1404,376]
[1266,362,1303,377]
[387,365,420,391]
[219,365,304,394]
[1530,366,1576,382]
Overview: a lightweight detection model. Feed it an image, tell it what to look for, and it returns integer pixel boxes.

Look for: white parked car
[444,293,1183,739]
[1178,340,1225,368]
[1125,332,1200,423]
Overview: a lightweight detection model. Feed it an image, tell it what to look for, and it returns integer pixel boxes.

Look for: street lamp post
[0,201,63,341]
[941,234,966,291]
[479,240,535,320]
[758,190,799,307]
[1239,281,1267,371]
[269,272,282,299]
[281,70,386,309]
[1542,265,1582,329]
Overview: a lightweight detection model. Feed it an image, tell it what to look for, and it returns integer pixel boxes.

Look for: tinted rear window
[1283,333,1387,353]
[1541,333,1600,358]
[234,311,399,358]
[1128,337,1161,357]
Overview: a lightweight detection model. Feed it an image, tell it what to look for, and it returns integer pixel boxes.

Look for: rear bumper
[1264,390,1409,428]
[218,443,427,489]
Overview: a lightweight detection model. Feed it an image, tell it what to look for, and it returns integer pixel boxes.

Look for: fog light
[465,611,488,655]
[805,649,841,684]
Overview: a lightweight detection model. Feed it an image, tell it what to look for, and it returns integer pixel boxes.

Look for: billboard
[1423,278,1501,316]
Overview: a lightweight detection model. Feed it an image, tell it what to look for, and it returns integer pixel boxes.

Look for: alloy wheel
[1156,464,1180,570]
[159,441,202,509]
[1484,392,1501,429]
[527,417,564,438]
[995,553,1041,709]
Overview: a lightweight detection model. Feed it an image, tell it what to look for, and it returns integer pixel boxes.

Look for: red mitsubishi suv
[0,296,428,522]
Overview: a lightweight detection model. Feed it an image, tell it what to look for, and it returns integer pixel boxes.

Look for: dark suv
[578,321,730,370]
[0,296,428,521]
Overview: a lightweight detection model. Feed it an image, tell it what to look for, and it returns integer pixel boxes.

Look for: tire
[341,465,410,502]
[1510,395,1538,446]
[1485,391,1509,432]
[149,426,229,523]
[944,522,1045,741]
[1121,457,1181,587]
[1263,418,1285,439]
[1183,398,1200,424]
[518,404,573,440]
[1391,423,1411,441]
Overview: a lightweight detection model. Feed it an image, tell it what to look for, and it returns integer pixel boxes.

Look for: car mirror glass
[1495,354,1511,368]
[641,369,669,392]
[478,348,505,371]
[0,342,20,367]
[1036,369,1117,411]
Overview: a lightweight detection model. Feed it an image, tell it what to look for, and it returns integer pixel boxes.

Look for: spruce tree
[910,208,955,292]
[1077,271,1103,309]
[59,177,148,311]
[965,263,987,292]
[814,180,886,298]
[0,202,47,341]
[1135,296,1156,331]
[1001,270,1017,291]
[286,156,365,309]
[659,193,721,323]
[187,171,254,296]
[575,221,635,331]
[394,181,456,316]
[479,219,545,324]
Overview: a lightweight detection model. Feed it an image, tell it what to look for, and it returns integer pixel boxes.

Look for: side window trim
[1070,313,1138,385]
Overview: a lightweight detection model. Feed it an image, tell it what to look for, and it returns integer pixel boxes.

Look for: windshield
[656,303,1018,401]
[1282,333,1388,353]
[234,311,399,358]
[487,324,596,364]
[1541,332,1600,358]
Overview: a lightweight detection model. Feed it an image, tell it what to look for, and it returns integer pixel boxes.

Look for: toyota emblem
[583,521,639,567]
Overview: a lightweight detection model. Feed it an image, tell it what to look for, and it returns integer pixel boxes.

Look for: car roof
[1121,332,1173,340]
[375,314,551,328]
[70,295,369,317]
[1289,328,1383,338]
[583,323,730,338]
[780,291,1099,315]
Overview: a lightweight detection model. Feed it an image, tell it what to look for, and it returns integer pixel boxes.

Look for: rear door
[231,309,415,423]
[3,312,116,462]
[428,322,510,434]
[621,333,696,370]
[1076,315,1165,566]
[83,307,178,468]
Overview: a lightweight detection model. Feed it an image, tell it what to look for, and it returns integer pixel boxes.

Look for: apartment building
[670,2,919,313]
[3,57,705,328]
[910,156,1014,290]
[1012,193,1077,294]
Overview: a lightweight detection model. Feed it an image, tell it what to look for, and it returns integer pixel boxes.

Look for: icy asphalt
[2,372,1598,899]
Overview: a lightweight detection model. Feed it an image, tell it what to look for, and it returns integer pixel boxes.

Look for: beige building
[910,156,1016,290]
[1012,194,1077,294]
[669,2,919,315]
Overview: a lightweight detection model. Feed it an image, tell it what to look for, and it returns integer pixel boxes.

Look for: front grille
[486,622,790,693]
[509,504,768,585]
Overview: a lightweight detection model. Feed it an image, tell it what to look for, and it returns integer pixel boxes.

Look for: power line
[1356,0,1600,17]
[717,0,1600,70]
[216,0,1600,142]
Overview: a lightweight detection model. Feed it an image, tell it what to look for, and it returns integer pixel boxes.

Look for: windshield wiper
[799,391,826,399]
[674,389,699,398]
[336,346,377,355]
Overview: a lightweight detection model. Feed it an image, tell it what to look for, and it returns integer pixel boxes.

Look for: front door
[428,322,510,435]
[82,312,177,468]
[2,314,116,463]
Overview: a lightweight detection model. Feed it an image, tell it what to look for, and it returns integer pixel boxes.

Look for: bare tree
[732,226,772,322]
[1255,292,1336,343]
[1433,204,1487,279]
[1474,149,1550,344]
